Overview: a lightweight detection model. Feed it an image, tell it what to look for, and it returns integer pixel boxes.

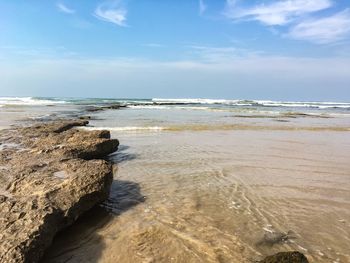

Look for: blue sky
[1,0,350,100]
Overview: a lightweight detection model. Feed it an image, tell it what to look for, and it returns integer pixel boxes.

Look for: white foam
[83,126,165,132]
[255,100,350,109]
[152,98,350,109]
[152,98,244,105]
[0,97,66,106]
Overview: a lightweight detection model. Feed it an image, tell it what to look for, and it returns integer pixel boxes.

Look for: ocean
[1,97,350,262]
[1,96,350,130]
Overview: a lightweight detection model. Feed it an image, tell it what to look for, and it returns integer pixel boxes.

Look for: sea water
[1,97,350,262]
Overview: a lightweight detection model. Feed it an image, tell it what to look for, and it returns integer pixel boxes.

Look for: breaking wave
[152,98,350,109]
[0,97,67,106]
[2,97,350,110]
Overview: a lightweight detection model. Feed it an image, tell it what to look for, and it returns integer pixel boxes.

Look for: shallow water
[44,105,350,263]
[0,104,82,130]
[1,98,349,262]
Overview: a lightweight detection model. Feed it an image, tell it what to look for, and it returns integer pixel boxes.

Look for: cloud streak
[288,9,350,44]
[56,2,75,14]
[94,0,127,27]
[224,0,333,26]
[223,0,350,44]
[199,0,207,15]
[188,45,264,63]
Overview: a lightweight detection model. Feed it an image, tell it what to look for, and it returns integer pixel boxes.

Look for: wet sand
[43,129,350,263]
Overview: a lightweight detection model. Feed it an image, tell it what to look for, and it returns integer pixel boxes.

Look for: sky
[0,0,350,101]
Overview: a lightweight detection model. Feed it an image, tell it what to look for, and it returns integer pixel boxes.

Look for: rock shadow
[42,180,145,263]
[102,180,146,215]
[107,145,138,164]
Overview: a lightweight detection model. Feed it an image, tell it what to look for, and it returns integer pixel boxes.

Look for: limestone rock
[0,120,119,263]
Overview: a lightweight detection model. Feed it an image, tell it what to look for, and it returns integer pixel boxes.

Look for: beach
[1,97,350,262]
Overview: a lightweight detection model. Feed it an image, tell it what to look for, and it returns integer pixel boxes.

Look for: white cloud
[225,0,333,25]
[288,9,350,44]
[56,2,75,14]
[199,0,207,15]
[94,0,127,27]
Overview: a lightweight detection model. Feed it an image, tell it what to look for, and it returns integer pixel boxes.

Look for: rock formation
[0,120,119,263]
[259,251,309,263]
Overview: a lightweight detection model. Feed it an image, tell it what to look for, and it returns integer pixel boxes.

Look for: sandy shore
[1,102,349,262]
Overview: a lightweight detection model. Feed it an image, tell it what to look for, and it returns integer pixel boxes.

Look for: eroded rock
[85,104,127,113]
[0,120,119,263]
[259,251,309,263]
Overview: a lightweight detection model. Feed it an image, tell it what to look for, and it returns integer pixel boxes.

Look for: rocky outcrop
[85,104,127,112]
[259,251,309,263]
[0,120,119,263]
